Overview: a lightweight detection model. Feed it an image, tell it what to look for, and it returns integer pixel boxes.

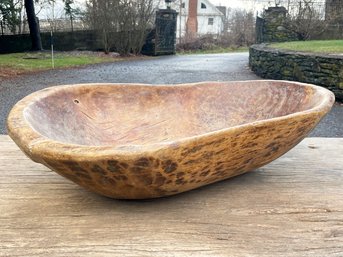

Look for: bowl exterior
[33,110,325,199]
[7,82,335,199]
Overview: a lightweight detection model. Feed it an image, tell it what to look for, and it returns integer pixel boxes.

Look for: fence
[0,18,90,36]
[0,28,167,56]
[0,30,101,53]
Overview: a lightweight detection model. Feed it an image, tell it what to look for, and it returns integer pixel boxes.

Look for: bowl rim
[7,80,335,162]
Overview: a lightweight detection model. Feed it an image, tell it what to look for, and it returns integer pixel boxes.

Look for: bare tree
[86,0,157,55]
[63,0,77,31]
[0,0,21,34]
[285,0,327,40]
[226,9,255,46]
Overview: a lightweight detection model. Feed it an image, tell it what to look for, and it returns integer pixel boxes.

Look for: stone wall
[249,44,343,101]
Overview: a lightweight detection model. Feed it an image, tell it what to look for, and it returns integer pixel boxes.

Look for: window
[181,2,185,8]
[208,18,214,25]
[201,3,206,9]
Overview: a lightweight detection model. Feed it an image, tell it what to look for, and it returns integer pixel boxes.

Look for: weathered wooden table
[1,135,342,256]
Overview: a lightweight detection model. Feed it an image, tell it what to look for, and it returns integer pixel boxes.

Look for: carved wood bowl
[7,81,334,199]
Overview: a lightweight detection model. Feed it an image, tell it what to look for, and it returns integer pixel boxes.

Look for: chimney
[186,0,198,37]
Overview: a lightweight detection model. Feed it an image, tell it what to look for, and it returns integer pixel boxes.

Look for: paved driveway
[0,52,341,136]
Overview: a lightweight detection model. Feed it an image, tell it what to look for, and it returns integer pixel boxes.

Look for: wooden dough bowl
[7,81,335,199]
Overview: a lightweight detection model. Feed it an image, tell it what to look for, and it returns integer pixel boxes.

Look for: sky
[211,0,256,9]
[210,0,269,12]
[37,0,270,19]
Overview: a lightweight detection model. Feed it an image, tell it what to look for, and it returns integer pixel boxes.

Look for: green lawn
[0,52,123,77]
[177,46,249,55]
[270,40,343,54]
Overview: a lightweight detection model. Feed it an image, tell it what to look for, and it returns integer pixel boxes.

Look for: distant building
[325,0,343,23]
[163,0,225,38]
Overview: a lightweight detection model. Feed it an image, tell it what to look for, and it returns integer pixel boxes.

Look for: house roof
[168,0,225,17]
[198,0,225,16]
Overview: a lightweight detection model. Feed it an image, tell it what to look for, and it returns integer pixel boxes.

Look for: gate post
[154,8,178,55]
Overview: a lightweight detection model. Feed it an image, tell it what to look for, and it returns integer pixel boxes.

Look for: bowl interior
[24,81,321,146]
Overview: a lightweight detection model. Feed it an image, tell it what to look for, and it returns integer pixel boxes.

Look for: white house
[161,0,225,38]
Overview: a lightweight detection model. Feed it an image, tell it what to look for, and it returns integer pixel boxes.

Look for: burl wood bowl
[7,81,334,199]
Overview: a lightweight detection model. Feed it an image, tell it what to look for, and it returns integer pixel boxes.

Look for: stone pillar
[154,8,178,55]
[262,6,297,42]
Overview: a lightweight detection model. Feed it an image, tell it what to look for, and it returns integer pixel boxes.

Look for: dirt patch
[0,67,28,80]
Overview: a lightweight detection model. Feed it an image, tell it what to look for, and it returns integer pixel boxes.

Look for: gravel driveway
[0,52,342,136]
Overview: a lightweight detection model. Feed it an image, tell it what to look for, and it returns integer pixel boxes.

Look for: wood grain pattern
[0,136,342,256]
[6,81,335,199]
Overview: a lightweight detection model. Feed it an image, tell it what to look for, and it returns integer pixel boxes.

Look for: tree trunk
[24,0,43,51]
[70,16,74,32]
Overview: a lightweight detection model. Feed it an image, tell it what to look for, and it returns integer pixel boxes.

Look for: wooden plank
[0,135,342,257]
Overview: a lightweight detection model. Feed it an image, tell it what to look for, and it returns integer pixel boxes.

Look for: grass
[0,51,124,78]
[270,40,343,54]
[177,46,249,55]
